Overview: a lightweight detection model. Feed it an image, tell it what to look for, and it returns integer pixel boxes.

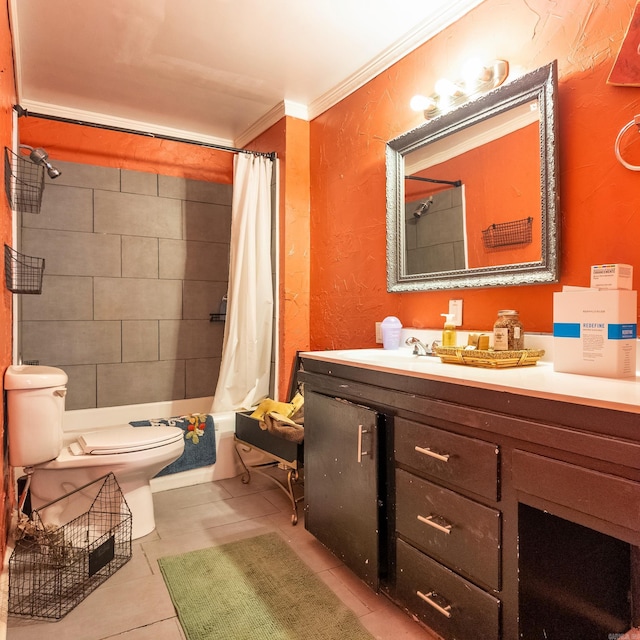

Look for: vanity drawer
[396,468,501,591]
[396,538,500,640]
[395,417,499,500]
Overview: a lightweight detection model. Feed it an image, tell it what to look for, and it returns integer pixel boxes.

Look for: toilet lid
[72,425,184,455]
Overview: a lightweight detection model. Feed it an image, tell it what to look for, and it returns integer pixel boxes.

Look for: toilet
[4,365,185,539]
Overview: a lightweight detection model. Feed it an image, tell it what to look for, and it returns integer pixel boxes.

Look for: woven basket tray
[435,347,545,368]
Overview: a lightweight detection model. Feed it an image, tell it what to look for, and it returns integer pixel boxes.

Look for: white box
[553,289,637,378]
[590,264,633,290]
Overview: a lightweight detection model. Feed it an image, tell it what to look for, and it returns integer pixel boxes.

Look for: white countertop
[301,347,640,415]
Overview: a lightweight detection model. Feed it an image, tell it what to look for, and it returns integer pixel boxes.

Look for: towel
[260,405,304,444]
[130,413,216,476]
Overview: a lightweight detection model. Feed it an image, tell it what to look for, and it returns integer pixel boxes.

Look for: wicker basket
[435,347,545,368]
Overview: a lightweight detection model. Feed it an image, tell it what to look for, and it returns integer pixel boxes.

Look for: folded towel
[259,406,304,444]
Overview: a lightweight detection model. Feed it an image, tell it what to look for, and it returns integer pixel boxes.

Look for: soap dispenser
[441,313,457,347]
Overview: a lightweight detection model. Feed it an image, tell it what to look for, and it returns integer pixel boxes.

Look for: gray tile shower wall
[19,160,232,410]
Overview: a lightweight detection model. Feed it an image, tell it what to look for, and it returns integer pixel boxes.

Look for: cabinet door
[305,390,380,589]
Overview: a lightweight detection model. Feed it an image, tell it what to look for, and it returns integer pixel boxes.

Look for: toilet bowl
[4,365,185,539]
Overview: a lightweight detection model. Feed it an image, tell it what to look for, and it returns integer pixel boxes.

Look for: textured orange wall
[0,0,16,554]
[309,0,640,345]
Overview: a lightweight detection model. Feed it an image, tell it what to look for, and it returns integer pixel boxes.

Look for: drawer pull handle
[357,425,369,463]
[415,445,450,462]
[417,590,452,618]
[417,514,452,534]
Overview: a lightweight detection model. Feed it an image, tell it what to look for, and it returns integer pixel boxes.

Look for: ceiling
[10,0,485,147]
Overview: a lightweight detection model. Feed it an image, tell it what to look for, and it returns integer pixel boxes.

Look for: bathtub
[63,396,248,493]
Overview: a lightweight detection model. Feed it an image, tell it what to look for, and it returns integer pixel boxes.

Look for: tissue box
[590,264,633,290]
[553,289,637,377]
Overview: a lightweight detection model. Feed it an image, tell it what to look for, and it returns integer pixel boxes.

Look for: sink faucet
[405,336,440,356]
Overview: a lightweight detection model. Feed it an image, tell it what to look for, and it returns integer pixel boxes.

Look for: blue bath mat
[130,413,216,477]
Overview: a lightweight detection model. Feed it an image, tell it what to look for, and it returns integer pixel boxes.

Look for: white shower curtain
[212,153,274,412]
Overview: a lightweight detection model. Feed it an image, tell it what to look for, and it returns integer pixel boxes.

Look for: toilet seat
[70,425,184,456]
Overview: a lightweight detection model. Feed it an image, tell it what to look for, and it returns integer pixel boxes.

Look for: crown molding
[307,0,486,120]
[235,0,486,144]
[234,100,308,148]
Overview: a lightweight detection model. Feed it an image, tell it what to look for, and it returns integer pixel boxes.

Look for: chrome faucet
[405,336,439,356]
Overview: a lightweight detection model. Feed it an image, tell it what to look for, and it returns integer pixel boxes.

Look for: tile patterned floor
[6,472,439,640]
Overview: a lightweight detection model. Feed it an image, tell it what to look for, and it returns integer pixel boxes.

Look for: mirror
[386,61,559,291]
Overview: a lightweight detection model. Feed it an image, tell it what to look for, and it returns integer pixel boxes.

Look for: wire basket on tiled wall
[482,216,533,249]
[8,473,132,621]
[4,244,45,294]
[4,147,45,214]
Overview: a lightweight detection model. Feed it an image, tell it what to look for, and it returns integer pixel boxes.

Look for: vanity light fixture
[410,59,509,119]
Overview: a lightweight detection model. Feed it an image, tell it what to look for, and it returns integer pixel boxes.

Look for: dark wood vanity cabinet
[304,390,383,590]
[300,355,640,640]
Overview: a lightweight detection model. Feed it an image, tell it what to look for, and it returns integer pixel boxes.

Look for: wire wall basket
[482,216,533,249]
[8,473,132,621]
[4,147,45,214]
[4,244,45,294]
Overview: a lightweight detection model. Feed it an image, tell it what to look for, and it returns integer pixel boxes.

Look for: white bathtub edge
[63,396,216,430]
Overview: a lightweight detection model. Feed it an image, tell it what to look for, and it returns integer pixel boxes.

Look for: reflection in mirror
[405,182,466,274]
[386,61,559,291]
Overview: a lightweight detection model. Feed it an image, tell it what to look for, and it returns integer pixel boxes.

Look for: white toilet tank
[4,365,68,467]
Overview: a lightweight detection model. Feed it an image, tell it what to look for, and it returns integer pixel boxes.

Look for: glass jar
[493,310,524,351]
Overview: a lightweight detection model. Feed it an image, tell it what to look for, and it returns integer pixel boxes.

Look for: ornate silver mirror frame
[386,60,559,291]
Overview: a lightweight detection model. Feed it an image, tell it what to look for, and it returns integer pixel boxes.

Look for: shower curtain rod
[405,175,462,187]
[13,105,277,160]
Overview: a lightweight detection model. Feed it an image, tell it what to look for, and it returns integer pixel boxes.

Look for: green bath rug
[158,532,376,640]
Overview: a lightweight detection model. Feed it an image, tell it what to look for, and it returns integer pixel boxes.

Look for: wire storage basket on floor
[8,473,133,621]
[4,147,45,214]
[4,244,45,294]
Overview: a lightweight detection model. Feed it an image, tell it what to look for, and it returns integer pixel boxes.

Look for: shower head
[19,145,62,179]
[413,197,433,219]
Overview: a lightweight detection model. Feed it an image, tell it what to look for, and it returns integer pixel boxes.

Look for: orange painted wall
[0,0,16,554]
[309,0,640,345]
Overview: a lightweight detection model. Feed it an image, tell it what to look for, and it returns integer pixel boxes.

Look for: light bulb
[462,58,487,91]
[434,78,462,98]
[409,95,437,112]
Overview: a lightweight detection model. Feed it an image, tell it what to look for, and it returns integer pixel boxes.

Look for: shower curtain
[212,153,274,412]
